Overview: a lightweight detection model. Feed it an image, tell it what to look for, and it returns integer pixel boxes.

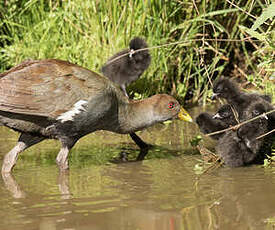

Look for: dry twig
[206,109,275,137]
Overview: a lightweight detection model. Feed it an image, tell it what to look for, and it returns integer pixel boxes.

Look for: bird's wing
[0,59,110,119]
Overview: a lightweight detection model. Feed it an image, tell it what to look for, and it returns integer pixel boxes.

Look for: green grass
[0,0,274,103]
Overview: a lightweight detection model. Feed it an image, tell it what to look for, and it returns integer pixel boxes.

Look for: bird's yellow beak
[178,107,193,122]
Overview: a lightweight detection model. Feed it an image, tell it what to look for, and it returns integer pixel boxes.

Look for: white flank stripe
[57,100,88,123]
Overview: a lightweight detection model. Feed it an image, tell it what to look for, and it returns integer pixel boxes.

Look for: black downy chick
[239,100,274,151]
[196,104,237,140]
[216,101,270,167]
[216,131,252,167]
[196,112,228,140]
[213,104,238,126]
[101,37,151,97]
[212,77,272,120]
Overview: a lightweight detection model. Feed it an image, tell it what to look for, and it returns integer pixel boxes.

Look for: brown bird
[0,59,193,173]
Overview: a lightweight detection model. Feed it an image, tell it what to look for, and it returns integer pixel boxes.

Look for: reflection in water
[1,173,26,199]
[58,171,71,200]
[0,107,275,230]
[1,160,275,230]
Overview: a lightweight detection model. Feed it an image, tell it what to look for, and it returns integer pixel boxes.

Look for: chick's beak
[212,113,222,119]
[211,93,219,100]
[178,107,193,122]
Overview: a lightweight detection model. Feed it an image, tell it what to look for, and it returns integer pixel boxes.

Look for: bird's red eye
[168,102,175,109]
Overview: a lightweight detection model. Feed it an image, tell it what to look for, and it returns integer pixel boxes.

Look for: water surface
[0,107,274,230]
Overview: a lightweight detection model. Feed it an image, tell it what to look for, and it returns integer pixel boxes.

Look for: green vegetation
[265,217,275,230]
[0,0,274,104]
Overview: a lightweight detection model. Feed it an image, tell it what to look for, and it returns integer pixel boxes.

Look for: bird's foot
[136,147,150,161]
[56,158,69,171]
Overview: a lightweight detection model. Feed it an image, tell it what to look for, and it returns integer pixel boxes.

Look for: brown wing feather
[0,59,110,119]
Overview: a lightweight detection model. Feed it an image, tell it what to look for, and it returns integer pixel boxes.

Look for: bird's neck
[117,98,157,134]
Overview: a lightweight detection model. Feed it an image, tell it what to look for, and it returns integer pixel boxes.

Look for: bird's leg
[2,142,26,173]
[136,148,149,161]
[2,133,45,174]
[56,146,70,171]
[56,139,76,171]
[130,132,149,149]
[130,132,152,161]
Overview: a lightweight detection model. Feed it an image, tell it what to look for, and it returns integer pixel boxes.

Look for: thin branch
[104,37,256,66]
[206,109,275,137]
[230,104,240,124]
[256,129,275,140]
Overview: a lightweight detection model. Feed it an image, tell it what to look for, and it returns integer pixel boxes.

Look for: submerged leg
[2,133,45,173]
[56,138,77,171]
[130,132,152,161]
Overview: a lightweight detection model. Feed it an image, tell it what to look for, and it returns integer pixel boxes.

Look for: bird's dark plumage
[216,100,270,167]
[196,104,237,140]
[0,59,192,173]
[212,77,272,120]
[238,101,269,152]
[213,104,238,125]
[101,37,151,97]
[196,112,228,140]
[216,131,254,167]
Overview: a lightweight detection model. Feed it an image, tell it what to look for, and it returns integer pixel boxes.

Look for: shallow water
[0,107,274,230]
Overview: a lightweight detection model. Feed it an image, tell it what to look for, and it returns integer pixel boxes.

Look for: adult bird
[0,59,193,173]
